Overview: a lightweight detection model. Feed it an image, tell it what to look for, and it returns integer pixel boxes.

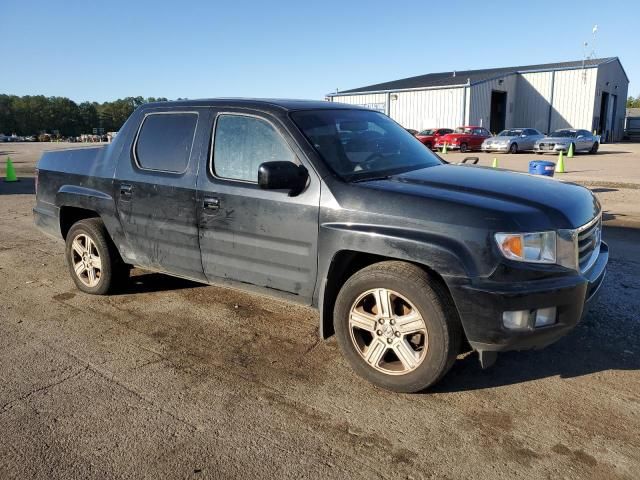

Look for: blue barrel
[528,160,556,177]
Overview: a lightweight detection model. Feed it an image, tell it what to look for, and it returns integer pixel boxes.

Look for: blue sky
[3,0,637,103]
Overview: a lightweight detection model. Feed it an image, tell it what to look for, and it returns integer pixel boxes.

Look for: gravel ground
[1,143,639,479]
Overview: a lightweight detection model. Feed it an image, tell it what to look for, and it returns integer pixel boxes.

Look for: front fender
[315,222,479,339]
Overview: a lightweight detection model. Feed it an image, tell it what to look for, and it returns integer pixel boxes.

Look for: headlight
[495,232,556,263]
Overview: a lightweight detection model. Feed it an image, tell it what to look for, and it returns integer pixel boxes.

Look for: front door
[114,107,210,282]
[196,110,320,299]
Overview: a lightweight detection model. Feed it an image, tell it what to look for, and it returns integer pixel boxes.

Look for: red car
[415,128,453,149]
[434,126,492,152]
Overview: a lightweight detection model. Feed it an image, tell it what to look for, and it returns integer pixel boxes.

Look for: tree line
[0,95,172,137]
[628,95,640,109]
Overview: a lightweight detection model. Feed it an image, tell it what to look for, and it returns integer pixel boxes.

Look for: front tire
[65,218,129,295]
[590,142,599,154]
[509,143,518,154]
[460,143,468,153]
[333,261,461,393]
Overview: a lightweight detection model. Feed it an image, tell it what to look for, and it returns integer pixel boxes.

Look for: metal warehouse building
[327,57,629,142]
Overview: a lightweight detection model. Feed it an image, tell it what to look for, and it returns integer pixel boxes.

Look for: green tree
[0,94,170,136]
[627,95,640,108]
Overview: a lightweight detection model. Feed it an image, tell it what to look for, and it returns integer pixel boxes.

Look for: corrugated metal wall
[514,71,554,133]
[549,68,597,132]
[327,61,628,139]
[469,74,518,131]
[330,88,466,130]
[593,60,629,142]
[329,93,387,113]
[389,88,465,130]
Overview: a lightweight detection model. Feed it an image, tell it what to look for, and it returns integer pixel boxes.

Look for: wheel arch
[318,250,466,341]
[56,185,131,261]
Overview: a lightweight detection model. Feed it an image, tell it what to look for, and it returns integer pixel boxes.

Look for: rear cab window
[134,112,198,173]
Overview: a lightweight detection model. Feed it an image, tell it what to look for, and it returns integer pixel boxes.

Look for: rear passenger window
[135,113,198,172]
[213,114,295,182]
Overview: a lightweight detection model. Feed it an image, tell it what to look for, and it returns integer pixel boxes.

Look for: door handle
[203,197,220,211]
[120,184,133,199]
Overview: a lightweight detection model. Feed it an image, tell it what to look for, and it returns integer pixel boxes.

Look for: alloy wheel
[70,233,102,287]
[348,288,428,375]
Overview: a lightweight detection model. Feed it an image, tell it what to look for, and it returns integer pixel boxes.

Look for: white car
[534,129,600,154]
[482,128,544,153]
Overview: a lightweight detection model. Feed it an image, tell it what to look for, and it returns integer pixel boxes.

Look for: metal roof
[333,57,618,95]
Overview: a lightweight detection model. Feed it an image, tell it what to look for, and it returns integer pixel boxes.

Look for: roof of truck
[143,98,360,112]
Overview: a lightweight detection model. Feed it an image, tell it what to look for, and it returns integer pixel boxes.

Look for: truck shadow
[117,270,204,295]
[0,177,35,195]
[432,329,639,394]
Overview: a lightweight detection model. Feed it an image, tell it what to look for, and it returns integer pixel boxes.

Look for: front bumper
[482,144,509,152]
[435,143,459,150]
[447,241,608,352]
[534,144,570,153]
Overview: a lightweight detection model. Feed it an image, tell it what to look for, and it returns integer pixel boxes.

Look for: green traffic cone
[492,157,498,168]
[567,142,574,158]
[4,157,18,182]
[442,142,448,154]
[556,150,566,173]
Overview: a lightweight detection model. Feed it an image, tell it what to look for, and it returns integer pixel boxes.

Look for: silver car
[534,129,600,154]
[481,128,544,153]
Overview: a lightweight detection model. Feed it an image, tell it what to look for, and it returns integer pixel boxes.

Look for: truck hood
[361,164,599,230]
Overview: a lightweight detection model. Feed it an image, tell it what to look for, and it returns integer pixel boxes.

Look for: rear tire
[65,218,129,295]
[333,261,462,393]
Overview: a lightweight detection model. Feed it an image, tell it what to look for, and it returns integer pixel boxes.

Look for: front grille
[577,216,602,272]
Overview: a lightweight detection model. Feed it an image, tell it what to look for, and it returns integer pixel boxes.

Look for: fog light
[534,307,557,327]
[503,307,557,330]
[502,310,533,330]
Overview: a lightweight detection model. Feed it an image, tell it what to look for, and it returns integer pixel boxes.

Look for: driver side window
[213,114,296,182]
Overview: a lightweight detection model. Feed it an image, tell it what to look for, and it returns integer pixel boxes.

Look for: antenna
[581,25,598,82]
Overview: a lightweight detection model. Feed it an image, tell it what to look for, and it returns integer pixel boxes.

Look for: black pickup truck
[34,99,607,392]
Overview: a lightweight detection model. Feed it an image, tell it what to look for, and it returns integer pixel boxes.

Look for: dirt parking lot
[1,143,639,479]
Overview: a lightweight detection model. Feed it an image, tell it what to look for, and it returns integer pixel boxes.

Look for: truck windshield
[291,109,442,181]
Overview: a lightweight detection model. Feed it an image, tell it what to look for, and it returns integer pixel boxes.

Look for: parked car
[482,128,544,153]
[416,128,453,149]
[534,129,600,154]
[405,128,419,136]
[34,99,607,393]
[435,126,491,152]
[624,116,640,141]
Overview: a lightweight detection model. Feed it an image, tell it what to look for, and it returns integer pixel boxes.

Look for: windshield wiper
[350,174,393,183]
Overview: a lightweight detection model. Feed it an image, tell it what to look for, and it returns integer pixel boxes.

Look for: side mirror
[258,161,309,196]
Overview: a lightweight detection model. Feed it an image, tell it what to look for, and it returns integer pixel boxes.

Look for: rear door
[114,107,210,281]
[196,109,320,299]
